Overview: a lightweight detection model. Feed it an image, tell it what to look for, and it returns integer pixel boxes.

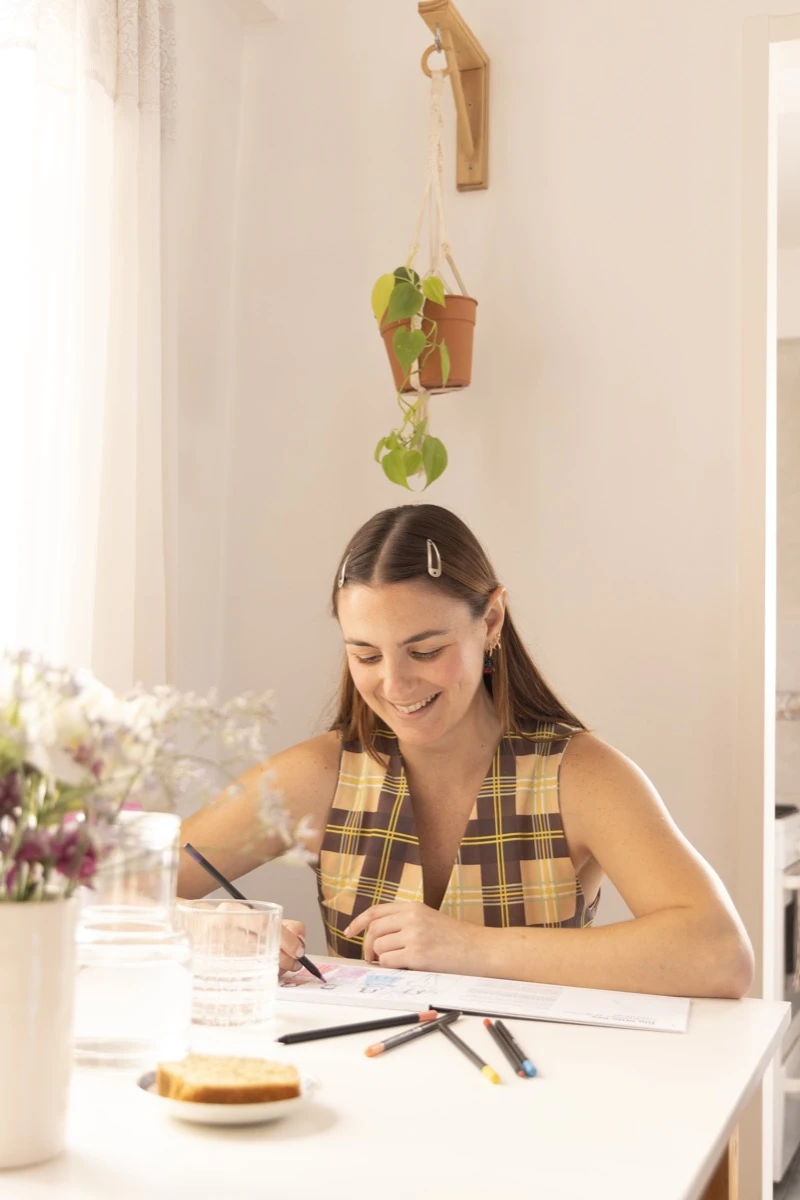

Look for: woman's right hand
[279,918,307,975]
[204,903,307,975]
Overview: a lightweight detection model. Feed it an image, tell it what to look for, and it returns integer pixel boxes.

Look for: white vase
[0,898,77,1169]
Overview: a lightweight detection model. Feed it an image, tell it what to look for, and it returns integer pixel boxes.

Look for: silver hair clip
[427,539,442,578]
[337,553,350,589]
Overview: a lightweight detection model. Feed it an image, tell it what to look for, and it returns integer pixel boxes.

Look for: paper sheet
[278,962,691,1033]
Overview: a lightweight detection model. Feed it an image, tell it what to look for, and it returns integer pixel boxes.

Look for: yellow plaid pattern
[316,720,599,957]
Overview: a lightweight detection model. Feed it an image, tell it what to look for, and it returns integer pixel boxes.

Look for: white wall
[779,247,800,334]
[777,51,800,818]
[777,340,800,809]
[778,49,800,335]
[213,0,753,945]
[174,0,800,952]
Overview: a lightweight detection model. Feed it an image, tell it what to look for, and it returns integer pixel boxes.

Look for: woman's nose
[382,656,415,698]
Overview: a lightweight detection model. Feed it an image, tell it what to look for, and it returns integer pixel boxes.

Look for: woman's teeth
[392,693,439,714]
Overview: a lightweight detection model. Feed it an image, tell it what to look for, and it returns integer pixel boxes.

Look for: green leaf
[422,276,446,307]
[394,265,421,286]
[410,417,428,449]
[374,436,387,463]
[439,340,451,388]
[387,281,424,323]
[381,449,411,489]
[386,431,400,451]
[422,436,448,488]
[392,327,427,375]
[404,450,423,479]
[371,275,396,323]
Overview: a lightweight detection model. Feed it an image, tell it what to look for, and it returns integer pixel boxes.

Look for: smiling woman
[178,504,754,1000]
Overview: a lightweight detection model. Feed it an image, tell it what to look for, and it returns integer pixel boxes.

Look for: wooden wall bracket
[418,0,489,191]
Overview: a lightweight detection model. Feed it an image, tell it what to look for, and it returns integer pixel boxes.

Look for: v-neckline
[393,735,505,911]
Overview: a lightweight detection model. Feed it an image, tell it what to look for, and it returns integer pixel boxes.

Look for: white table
[5,983,790,1200]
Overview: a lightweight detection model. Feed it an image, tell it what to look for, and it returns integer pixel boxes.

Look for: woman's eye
[352,648,442,665]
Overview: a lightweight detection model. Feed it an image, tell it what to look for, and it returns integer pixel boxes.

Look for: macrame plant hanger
[417,0,489,191]
[404,53,469,397]
[372,1,488,491]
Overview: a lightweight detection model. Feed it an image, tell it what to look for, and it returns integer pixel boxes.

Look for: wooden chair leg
[700,1128,739,1200]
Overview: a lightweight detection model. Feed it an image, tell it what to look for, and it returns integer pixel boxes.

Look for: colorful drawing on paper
[279,963,440,997]
[279,962,342,989]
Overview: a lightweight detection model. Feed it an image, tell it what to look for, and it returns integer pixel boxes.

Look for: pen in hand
[181,842,326,983]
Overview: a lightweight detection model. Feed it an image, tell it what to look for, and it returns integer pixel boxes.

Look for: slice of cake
[156,1054,300,1104]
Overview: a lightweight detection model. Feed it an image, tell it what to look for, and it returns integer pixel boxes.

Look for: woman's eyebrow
[344,628,450,648]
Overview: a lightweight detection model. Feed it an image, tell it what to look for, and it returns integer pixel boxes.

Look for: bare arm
[177,732,340,900]
[469,733,755,996]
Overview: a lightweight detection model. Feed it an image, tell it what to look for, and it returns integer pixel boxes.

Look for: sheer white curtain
[0,0,177,691]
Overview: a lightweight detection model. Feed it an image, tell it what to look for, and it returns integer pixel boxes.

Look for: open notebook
[279,961,691,1034]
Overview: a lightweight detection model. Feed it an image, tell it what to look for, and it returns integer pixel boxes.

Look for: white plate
[136,1070,319,1126]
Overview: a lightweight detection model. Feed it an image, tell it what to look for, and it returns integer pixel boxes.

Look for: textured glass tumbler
[177,899,282,1027]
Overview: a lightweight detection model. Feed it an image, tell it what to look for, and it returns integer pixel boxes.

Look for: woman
[179,505,754,998]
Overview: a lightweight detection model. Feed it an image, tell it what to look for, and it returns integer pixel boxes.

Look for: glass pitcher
[73,811,192,1069]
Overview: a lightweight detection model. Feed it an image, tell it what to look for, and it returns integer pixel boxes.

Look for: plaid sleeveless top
[315,718,600,958]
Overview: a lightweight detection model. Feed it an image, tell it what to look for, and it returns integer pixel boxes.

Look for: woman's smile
[385,691,442,717]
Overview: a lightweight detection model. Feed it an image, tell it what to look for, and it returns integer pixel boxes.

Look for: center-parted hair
[329,505,585,758]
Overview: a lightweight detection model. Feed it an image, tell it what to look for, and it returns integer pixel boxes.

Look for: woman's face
[337,580,502,746]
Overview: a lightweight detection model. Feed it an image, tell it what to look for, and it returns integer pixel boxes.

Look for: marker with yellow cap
[438,1020,502,1084]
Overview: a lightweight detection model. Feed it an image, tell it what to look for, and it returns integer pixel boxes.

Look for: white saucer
[136,1070,319,1126]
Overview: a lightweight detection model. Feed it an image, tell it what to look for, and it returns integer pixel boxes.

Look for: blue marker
[486,1018,538,1078]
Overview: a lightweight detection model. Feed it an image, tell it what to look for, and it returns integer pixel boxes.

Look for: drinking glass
[74,812,192,1068]
[177,898,282,1027]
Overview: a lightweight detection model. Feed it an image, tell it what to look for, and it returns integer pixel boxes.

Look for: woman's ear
[483,586,507,643]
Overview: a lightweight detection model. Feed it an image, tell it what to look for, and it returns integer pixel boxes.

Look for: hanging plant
[370,68,478,490]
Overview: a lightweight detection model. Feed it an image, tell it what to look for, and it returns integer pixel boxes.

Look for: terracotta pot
[380,294,478,392]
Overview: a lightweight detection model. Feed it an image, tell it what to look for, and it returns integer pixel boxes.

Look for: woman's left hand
[344,902,478,972]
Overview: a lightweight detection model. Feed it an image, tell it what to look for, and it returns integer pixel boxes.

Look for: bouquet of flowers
[0,650,309,902]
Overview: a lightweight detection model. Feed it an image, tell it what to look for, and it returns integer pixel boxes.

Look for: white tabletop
[6,982,790,1200]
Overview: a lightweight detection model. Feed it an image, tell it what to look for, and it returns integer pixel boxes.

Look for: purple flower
[72,743,104,780]
[4,823,99,892]
[51,824,98,884]
[0,772,20,817]
[16,829,54,864]
[5,829,54,891]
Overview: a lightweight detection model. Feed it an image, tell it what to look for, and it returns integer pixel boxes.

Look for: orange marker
[365,1010,461,1056]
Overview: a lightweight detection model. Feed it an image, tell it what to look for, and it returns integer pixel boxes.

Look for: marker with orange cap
[365,1010,461,1056]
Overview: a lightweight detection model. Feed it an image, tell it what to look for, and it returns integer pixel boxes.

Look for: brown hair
[329,505,585,758]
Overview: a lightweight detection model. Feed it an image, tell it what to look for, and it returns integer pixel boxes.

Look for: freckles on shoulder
[557,730,662,845]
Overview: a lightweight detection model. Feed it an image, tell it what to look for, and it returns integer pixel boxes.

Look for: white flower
[17,694,95,786]
[1,649,281,903]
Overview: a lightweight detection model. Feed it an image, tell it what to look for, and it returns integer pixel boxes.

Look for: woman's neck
[397,686,503,783]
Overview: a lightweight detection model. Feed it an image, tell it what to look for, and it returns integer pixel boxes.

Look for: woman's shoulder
[559,729,635,777]
[557,729,657,823]
[266,730,342,782]
[247,731,342,820]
